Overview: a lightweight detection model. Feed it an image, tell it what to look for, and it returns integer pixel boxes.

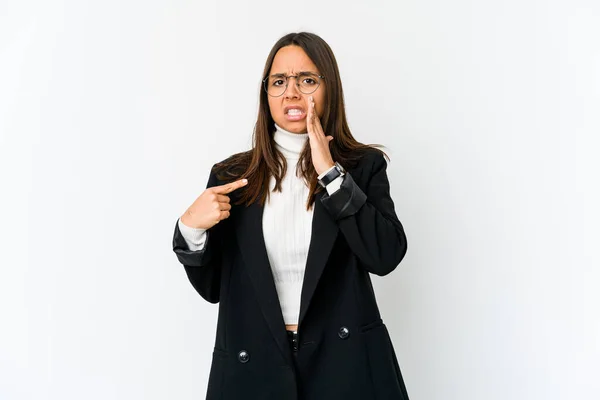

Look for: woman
[172,32,410,400]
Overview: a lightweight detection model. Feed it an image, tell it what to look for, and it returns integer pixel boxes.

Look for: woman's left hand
[307,95,335,175]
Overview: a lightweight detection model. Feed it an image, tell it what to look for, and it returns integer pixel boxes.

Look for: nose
[284,76,301,99]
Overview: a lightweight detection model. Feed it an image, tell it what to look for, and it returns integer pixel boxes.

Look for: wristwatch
[318,161,346,188]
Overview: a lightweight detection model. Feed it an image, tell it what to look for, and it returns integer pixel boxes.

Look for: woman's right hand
[180,178,248,230]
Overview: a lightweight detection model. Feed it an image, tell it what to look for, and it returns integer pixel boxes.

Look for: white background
[1,0,599,399]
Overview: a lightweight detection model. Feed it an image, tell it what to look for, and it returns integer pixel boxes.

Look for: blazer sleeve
[172,165,224,303]
[320,152,408,276]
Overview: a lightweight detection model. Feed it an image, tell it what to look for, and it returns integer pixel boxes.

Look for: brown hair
[215,32,387,210]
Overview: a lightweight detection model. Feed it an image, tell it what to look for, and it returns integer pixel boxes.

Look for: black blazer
[172,149,410,400]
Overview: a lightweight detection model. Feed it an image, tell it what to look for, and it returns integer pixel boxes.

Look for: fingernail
[242,179,248,184]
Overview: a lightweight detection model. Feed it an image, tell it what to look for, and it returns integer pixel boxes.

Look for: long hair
[215,32,387,210]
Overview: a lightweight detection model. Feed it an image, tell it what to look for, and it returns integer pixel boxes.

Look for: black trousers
[286,330,301,398]
[286,330,299,352]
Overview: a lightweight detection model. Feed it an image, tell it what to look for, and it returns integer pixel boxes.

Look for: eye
[302,78,317,85]
[272,79,285,86]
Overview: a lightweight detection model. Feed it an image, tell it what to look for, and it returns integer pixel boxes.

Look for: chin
[279,120,307,134]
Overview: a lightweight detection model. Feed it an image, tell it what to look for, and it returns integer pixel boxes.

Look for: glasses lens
[265,76,287,97]
[298,73,321,94]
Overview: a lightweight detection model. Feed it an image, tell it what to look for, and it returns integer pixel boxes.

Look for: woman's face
[266,45,326,134]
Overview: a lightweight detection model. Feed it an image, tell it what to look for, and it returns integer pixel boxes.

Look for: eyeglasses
[263,72,325,97]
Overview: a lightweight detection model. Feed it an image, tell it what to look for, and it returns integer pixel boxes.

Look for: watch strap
[318,162,345,188]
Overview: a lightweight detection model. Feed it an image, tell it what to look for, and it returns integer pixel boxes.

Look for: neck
[273,123,308,159]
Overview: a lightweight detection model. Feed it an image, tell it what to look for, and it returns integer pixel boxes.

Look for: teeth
[287,109,302,115]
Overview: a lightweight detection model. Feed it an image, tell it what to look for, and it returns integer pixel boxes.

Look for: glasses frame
[262,73,326,97]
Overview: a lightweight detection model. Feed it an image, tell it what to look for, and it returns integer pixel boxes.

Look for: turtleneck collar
[274,123,308,159]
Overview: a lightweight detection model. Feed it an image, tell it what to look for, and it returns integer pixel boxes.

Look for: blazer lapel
[298,190,339,329]
[235,201,292,364]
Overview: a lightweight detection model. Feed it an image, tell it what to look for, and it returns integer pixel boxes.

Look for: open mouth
[284,106,306,121]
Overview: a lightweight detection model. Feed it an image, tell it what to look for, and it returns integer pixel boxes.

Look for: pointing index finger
[212,178,248,194]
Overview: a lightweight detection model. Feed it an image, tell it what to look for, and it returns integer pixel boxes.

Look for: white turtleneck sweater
[178,123,343,325]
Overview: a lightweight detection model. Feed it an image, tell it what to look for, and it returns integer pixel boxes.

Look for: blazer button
[338,326,350,339]
[238,350,250,363]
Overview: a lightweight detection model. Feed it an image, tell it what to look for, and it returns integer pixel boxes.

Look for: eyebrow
[268,71,319,78]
